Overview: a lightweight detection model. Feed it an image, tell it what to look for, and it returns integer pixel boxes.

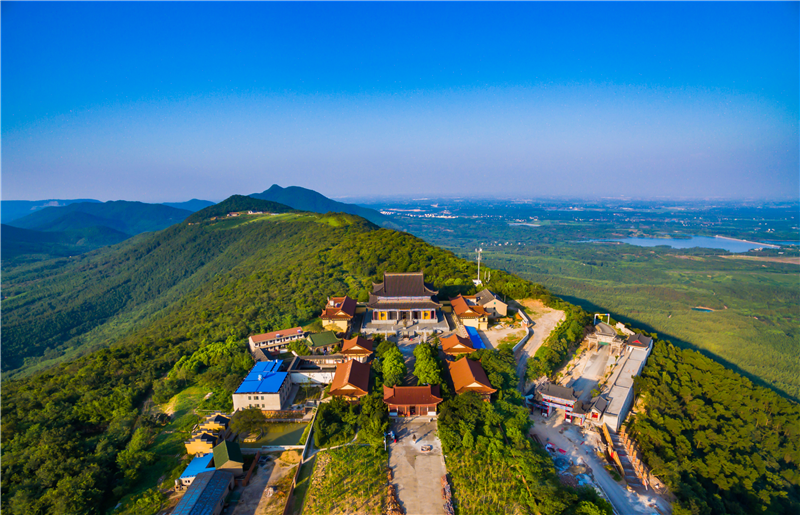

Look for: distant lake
[587,236,778,253]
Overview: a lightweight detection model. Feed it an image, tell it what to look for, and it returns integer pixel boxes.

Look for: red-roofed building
[440,333,476,356]
[383,384,443,417]
[330,360,371,401]
[340,336,374,363]
[320,296,357,332]
[448,358,496,401]
[248,327,305,354]
[450,294,489,330]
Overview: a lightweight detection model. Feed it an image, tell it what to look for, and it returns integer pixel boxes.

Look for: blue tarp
[235,361,287,394]
[180,453,215,479]
[465,326,486,350]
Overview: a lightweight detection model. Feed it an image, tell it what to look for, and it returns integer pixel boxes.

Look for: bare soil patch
[516,298,552,321]
[720,255,800,265]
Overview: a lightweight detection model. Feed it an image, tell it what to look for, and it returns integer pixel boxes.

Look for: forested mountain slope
[8,200,192,235]
[184,194,294,222]
[1,197,293,378]
[631,340,800,514]
[1,224,130,263]
[1,201,542,514]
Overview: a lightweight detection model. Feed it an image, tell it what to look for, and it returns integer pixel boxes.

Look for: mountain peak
[251,185,394,228]
[185,195,294,223]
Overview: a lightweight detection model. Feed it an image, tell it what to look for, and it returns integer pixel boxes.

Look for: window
[248,396,251,400]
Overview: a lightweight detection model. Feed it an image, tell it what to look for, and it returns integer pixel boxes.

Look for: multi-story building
[450,294,489,330]
[367,272,441,324]
[248,327,305,354]
[232,361,292,412]
[320,296,357,332]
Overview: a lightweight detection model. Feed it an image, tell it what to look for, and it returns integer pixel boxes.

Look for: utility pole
[475,247,483,285]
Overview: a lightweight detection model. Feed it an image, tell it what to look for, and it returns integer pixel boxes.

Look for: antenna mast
[475,247,483,285]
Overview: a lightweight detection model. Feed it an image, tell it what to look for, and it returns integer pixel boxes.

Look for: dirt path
[233,453,301,515]
[530,415,670,515]
[513,303,565,393]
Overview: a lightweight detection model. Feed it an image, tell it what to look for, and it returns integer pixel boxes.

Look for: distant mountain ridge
[162,199,216,212]
[1,199,101,224]
[8,201,192,235]
[250,184,395,228]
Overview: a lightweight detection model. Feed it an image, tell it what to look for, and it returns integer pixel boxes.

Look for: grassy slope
[113,386,206,515]
[480,244,800,399]
[300,446,387,515]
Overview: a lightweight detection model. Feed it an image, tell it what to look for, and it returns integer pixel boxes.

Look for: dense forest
[0,203,549,514]
[438,346,612,515]
[630,340,800,515]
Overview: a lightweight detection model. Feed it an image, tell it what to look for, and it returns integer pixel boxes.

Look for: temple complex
[361,272,449,337]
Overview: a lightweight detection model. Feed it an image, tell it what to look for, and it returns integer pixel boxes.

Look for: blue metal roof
[171,470,234,515]
[235,361,288,394]
[465,326,486,349]
[180,453,215,479]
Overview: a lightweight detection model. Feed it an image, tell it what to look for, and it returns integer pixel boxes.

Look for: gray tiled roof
[538,382,577,401]
[370,272,438,298]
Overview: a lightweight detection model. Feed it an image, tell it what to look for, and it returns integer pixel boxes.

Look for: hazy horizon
[3,2,798,203]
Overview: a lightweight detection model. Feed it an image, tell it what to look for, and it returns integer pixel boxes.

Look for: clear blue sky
[2,2,798,202]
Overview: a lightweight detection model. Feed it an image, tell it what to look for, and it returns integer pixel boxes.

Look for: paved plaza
[388,418,446,515]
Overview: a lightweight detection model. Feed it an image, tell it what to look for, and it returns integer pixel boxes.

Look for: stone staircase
[608,431,643,488]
